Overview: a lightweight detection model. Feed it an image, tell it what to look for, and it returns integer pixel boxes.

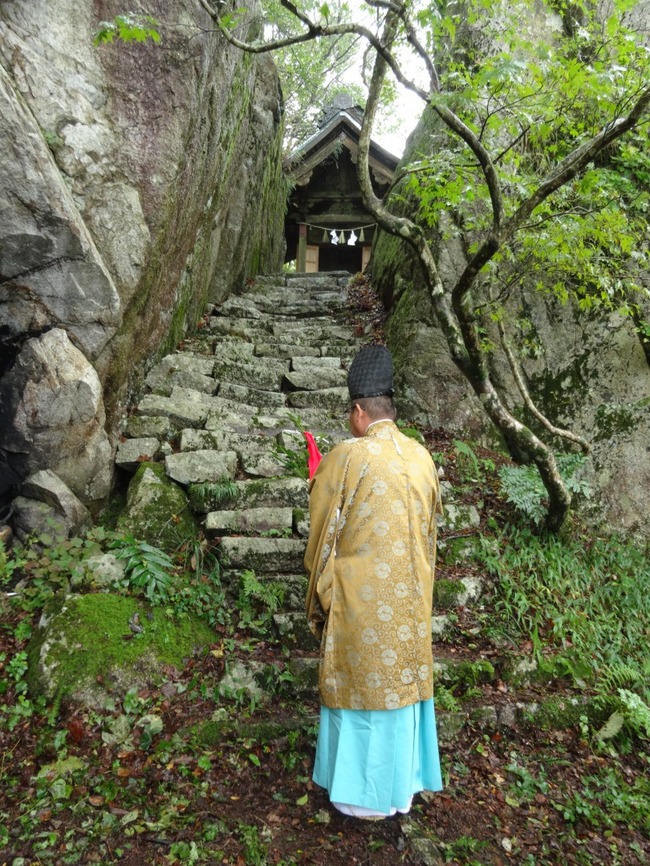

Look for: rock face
[0,0,285,509]
[0,329,112,503]
[371,106,650,536]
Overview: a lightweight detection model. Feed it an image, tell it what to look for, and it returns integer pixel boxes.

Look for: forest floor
[1,434,648,866]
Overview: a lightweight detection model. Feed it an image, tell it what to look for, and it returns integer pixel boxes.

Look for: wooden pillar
[297,223,307,272]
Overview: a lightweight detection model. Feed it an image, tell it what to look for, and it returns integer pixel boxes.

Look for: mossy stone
[27,592,215,704]
[189,714,314,747]
[435,658,495,689]
[117,461,198,552]
[525,695,615,731]
[434,579,467,609]
[438,534,483,567]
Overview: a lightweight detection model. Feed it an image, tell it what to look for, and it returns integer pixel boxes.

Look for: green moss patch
[527,695,616,731]
[28,593,215,702]
[434,579,468,609]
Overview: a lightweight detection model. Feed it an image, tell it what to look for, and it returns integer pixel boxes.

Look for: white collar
[365,418,393,432]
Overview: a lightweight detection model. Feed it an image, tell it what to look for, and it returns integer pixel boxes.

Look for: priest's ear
[349,402,367,437]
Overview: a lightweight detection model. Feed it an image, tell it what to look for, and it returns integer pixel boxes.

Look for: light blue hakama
[313,697,443,815]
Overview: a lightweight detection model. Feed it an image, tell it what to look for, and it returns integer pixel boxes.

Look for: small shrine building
[284,96,399,273]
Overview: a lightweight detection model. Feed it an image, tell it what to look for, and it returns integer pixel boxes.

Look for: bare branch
[364,0,441,92]
[200,0,434,102]
[280,0,316,29]
[430,102,505,230]
[495,309,591,452]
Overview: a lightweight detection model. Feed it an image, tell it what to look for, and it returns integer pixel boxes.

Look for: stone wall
[0,0,285,510]
[371,105,650,536]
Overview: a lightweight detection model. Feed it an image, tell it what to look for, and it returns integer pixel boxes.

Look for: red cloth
[303,431,322,479]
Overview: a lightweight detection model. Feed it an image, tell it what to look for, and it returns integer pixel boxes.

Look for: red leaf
[66,718,85,744]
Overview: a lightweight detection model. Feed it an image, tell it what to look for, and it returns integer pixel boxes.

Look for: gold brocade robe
[304,420,442,711]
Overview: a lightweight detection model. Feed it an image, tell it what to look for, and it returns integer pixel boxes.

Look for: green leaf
[296,793,309,806]
[595,712,625,741]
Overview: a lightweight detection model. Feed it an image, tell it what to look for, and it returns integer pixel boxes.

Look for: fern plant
[597,690,650,743]
[498,453,591,525]
[273,413,330,479]
[189,478,239,512]
[453,439,495,483]
[108,535,173,604]
[237,569,284,630]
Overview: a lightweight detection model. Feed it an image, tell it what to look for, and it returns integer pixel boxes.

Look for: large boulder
[0,63,121,360]
[0,329,112,504]
[15,469,92,539]
[0,0,285,503]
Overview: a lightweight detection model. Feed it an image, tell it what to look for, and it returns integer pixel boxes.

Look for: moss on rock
[435,658,495,689]
[434,578,472,609]
[117,461,198,552]
[525,694,617,731]
[27,592,215,704]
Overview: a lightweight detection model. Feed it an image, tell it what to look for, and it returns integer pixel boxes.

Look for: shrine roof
[285,109,399,185]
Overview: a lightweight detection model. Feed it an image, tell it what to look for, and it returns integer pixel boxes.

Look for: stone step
[218,381,287,410]
[145,353,216,391]
[177,335,215,354]
[244,289,346,307]
[283,367,348,391]
[212,358,288,391]
[245,405,347,430]
[271,323,355,343]
[251,299,347,319]
[165,449,238,485]
[150,370,218,397]
[239,450,286,478]
[236,477,309,511]
[215,296,264,319]
[287,387,349,413]
[137,392,210,427]
[208,317,272,339]
[286,406,348,426]
[158,386,258,425]
[178,428,276,453]
[205,506,293,537]
[204,407,257,434]
[221,571,308,612]
[320,344,359,362]
[285,273,350,290]
[218,536,306,572]
[188,476,308,513]
[252,342,321,358]
[124,414,178,439]
[273,611,314,649]
[290,356,343,371]
[115,437,161,472]
[212,340,256,362]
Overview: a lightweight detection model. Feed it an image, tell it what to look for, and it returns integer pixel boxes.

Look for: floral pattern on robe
[305,420,442,711]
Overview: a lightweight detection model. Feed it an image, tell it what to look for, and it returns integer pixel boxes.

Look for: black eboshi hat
[347,345,394,401]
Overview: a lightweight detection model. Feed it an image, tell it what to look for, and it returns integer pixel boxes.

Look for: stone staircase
[116,271,493,732]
